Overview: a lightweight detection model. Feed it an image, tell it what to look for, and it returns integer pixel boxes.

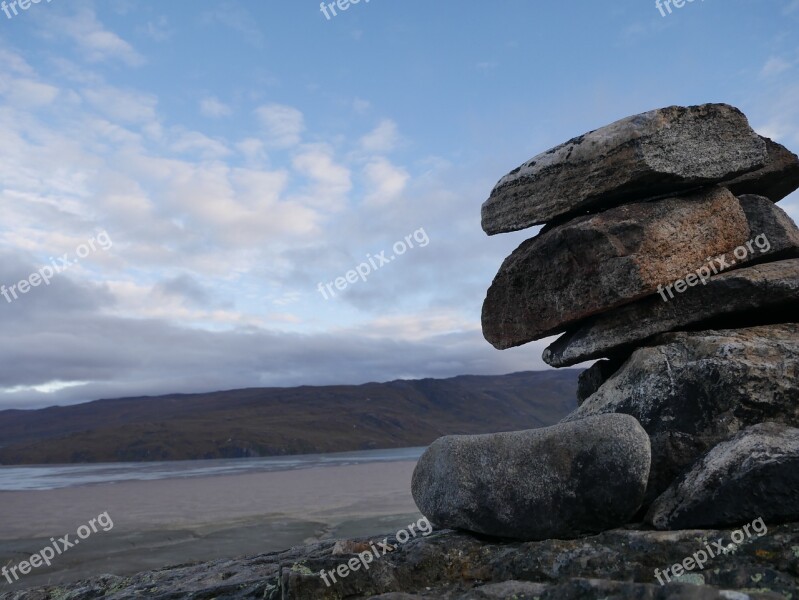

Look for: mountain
[0,370,580,465]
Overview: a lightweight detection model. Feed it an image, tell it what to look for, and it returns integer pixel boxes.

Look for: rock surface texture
[648,422,799,530]
[481,103,769,234]
[544,259,799,367]
[726,136,799,202]
[482,189,799,349]
[9,523,799,599]
[455,103,799,543]
[411,414,651,540]
[562,324,799,502]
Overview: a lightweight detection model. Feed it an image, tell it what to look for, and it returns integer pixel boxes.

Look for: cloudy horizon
[1,0,798,409]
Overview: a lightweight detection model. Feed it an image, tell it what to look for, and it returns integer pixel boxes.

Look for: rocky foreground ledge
[6,523,799,599]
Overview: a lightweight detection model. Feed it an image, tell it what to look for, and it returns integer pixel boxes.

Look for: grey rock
[726,136,799,202]
[11,523,799,599]
[576,358,626,405]
[481,103,767,234]
[411,414,651,540]
[648,422,799,530]
[459,580,548,599]
[563,324,799,504]
[544,259,799,367]
[482,189,799,349]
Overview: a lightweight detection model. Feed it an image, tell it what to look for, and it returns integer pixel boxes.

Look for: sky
[0,0,798,409]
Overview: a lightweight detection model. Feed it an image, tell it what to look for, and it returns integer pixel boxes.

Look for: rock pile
[413,103,799,541]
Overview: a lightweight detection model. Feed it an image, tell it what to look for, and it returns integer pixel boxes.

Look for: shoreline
[0,446,427,492]
[0,460,420,590]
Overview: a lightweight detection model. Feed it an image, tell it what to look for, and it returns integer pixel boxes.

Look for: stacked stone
[413,104,799,540]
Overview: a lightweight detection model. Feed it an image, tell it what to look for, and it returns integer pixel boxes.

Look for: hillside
[0,370,580,465]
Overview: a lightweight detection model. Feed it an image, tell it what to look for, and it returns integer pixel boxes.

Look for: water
[0,446,425,491]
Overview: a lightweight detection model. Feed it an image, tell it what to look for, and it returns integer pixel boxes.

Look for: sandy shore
[0,460,420,590]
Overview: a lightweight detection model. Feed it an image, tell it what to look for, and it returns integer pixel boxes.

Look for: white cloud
[353,98,371,113]
[200,97,232,118]
[82,85,159,126]
[200,2,264,48]
[123,154,318,245]
[356,311,477,342]
[752,83,799,147]
[359,119,400,153]
[169,131,231,159]
[142,15,173,41]
[4,78,59,106]
[48,8,145,67]
[291,144,352,210]
[0,35,529,408]
[0,49,34,77]
[255,103,305,147]
[363,158,410,206]
[761,56,793,78]
[237,138,268,164]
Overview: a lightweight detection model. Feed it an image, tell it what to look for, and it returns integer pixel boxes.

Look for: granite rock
[648,422,799,530]
[10,523,799,599]
[544,259,799,367]
[481,103,767,234]
[411,414,650,540]
[483,189,799,349]
[562,324,799,503]
[726,136,799,202]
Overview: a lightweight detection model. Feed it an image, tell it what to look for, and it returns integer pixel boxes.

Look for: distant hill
[0,371,581,465]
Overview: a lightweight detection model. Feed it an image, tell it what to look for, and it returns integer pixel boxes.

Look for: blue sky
[1,0,798,408]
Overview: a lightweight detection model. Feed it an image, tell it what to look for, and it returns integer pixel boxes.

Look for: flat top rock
[482,103,768,234]
[726,136,799,202]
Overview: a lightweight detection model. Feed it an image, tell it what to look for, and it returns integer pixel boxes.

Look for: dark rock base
[8,523,799,599]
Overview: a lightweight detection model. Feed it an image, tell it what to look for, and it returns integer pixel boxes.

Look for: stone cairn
[413,103,799,540]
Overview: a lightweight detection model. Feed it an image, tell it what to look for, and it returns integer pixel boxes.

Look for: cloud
[0,49,35,77]
[362,158,410,206]
[142,15,173,41]
[353,98,371,113]
[48,8,145,67]
[169,130,231,159]
[153,274,217,307]
[761,56,793,78]
[255,103,306,148]
[3,79,59,106]
[236,138,268,164]
[0,262,558,409]
[751,82,799,149]
[200,97,232,118]
[200,2,264,48]
[359,119,400,153]
[0,29,555,412]
[291,144,352,211]
[82,85,159,126]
